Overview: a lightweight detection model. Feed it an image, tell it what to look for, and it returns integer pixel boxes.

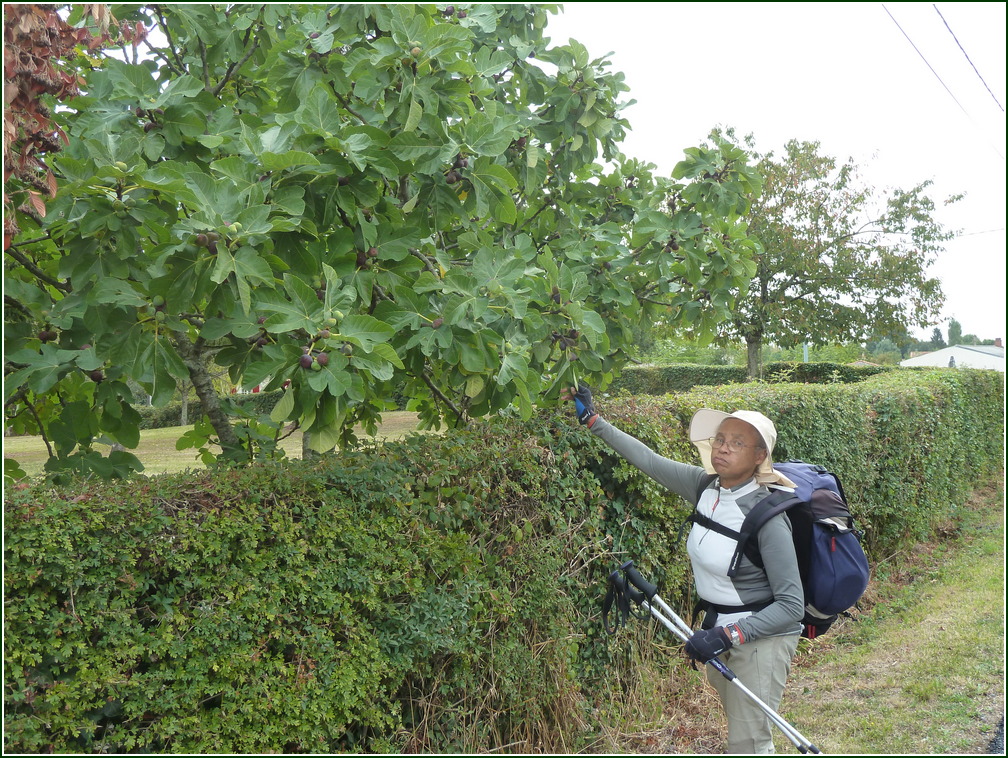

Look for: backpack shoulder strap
[726,489,801,578]
[695,473,718,504]
[678,473,720,545]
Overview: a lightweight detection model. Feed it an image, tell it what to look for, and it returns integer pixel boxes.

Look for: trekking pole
[612,562,821,755]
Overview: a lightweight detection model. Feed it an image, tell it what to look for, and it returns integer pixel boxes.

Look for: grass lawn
[3,411,427,478]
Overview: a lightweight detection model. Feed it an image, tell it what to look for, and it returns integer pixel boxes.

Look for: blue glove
[573,384,597,425]
[684,626,733,663]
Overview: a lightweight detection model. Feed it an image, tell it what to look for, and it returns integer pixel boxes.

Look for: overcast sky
[544,2,1006,343]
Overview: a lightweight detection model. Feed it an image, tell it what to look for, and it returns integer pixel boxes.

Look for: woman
[563,384,804,754]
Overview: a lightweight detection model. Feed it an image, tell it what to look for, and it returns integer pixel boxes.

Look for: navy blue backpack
[691,460,870,639]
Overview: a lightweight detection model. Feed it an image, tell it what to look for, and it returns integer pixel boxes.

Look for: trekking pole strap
[602,572,630,635]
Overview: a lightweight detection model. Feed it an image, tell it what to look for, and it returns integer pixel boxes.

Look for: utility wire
[882,3,1004,160]
[933,4,1004,112]
[881,3,971,119]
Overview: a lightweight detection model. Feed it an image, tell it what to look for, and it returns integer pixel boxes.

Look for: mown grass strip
[3,412,425,477]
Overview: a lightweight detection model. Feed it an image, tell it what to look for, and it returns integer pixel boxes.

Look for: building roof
[900,345,1005,371]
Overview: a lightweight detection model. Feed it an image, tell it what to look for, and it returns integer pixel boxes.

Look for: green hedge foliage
[608,361,892,394]
[134,390,288,430]
[5,368,1002,753]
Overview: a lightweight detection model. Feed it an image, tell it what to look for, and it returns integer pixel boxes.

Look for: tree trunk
[746,335,763,380]
[180,379,189,426]
[173,333,241,452]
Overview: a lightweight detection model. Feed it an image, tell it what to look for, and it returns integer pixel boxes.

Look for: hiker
[562,384,804,754]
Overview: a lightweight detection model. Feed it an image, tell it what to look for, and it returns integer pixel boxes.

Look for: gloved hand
[684,626,733,663]
[562,384,598,426]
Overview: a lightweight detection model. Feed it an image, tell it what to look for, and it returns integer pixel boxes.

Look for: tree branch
[421,369,465,426]
[197,39,211,91]
[212,36,260,97]
[4,294,35,319]
[409,248,440,278]
[4,246,71,293]
[150,6,187,75]
[332,88,369,126]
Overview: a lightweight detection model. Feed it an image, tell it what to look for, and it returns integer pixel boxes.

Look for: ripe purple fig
[316,352,329,367]
[299,354,314,369]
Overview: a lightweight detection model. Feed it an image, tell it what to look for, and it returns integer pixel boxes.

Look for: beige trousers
[706,633,801,754]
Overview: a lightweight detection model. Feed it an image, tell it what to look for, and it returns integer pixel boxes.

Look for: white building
[900,341,1004,371]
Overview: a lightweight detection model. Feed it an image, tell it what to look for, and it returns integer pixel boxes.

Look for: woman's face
[710,418,767,488]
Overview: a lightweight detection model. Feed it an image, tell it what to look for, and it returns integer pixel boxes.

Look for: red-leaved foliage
[3,4,108,249]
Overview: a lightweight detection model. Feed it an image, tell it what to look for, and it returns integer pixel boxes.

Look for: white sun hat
[689,408,796,488]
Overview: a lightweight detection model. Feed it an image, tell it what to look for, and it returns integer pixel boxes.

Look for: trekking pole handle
[622,562,658,601]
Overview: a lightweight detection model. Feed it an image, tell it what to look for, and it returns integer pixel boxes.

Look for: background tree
[697,131,953,378]
[947,318,962,347]
[4,4,762,479]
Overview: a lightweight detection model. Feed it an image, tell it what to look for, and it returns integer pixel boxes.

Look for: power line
[933,4,1005,112]
[881,3,1004,160]
[881,3,971,119]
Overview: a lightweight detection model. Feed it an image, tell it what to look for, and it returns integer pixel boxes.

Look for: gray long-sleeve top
[590,417,804,641]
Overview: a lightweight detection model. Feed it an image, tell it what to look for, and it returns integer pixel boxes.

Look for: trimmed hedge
[4,368,1002,753]
[608,361,892,395]
[134,390,288,430]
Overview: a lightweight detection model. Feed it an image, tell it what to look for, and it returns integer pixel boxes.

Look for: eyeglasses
[708,436,756,453]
